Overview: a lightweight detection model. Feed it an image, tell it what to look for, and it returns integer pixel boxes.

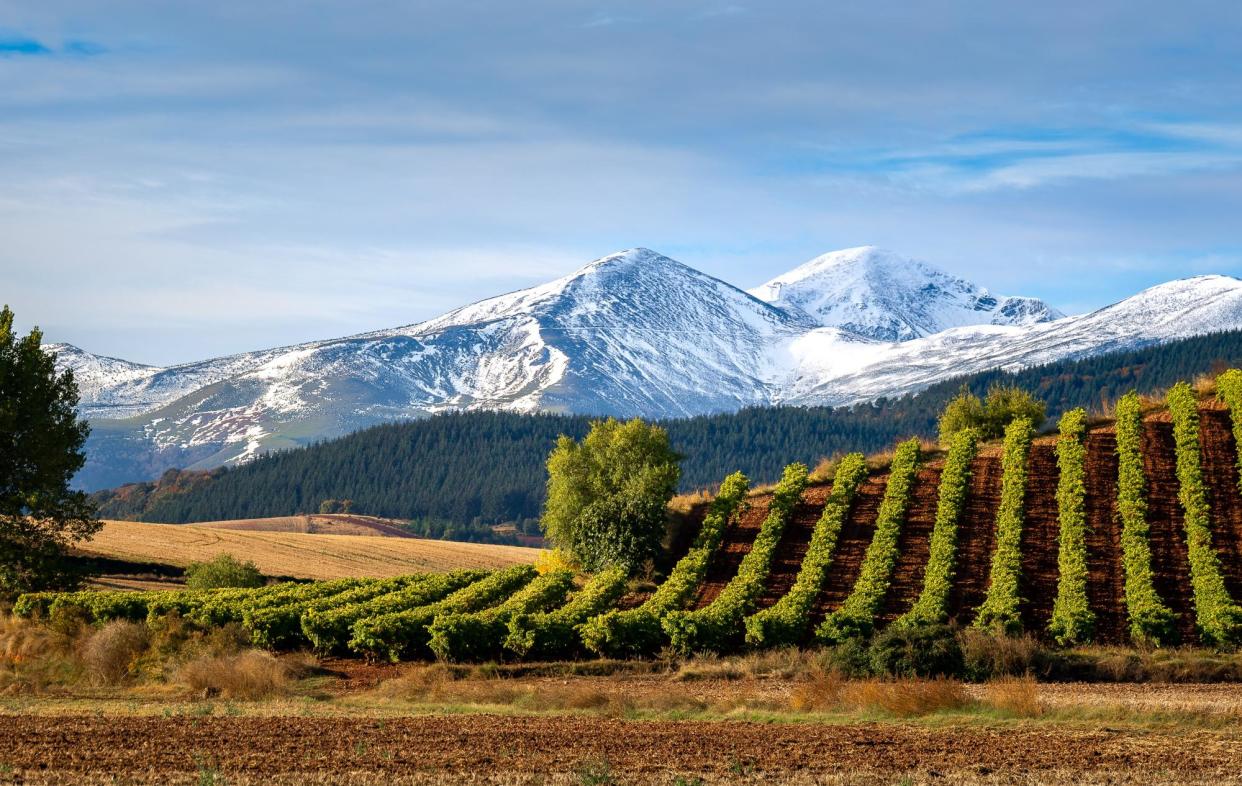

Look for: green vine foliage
[893,428,978,629]
[1217,369,1242,494]
[349,565,538,662]
[1047,409,1095,645]
[1114,392,1176,646]
[426,569,575,662]
[816,439,922,644]
[246,574,428,648]
[505,565,630,660]
[972,418,1033,635]
[744,453,868,648]
[579,472,750,658]
[301,570,486,653]
[662,463,808,655]
[1167,382,1242,645]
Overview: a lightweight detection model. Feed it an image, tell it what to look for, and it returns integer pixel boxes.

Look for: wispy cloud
[0,31,105,58]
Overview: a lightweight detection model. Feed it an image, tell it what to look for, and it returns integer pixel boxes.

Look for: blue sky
[4,1,1242,365]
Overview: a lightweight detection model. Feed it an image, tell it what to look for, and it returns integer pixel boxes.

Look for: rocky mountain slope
[54,247,1242,486]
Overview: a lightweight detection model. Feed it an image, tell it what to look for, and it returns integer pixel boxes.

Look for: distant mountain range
[53,246,1242,489]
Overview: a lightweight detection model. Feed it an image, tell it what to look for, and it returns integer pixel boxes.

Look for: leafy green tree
[183,553,265,589]
[0,306,100,594]
[939,384,1045,443]
[541,418,681,572]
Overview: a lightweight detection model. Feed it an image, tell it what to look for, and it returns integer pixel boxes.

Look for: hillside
[192,514,418,538]
[76,520,543,581]
[92,329,1242,526]
[676,395,1242,646]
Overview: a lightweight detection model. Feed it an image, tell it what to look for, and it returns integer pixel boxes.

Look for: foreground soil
[2,711,1239,786]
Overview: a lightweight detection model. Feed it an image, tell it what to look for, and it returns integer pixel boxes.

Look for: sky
[3,1,1242,366]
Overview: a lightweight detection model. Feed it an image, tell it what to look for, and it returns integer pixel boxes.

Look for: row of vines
[16,379,1242,657]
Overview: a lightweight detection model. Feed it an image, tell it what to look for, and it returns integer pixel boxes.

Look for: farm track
[877,467,942,624]
[1018,443,1062,633]
[754,483,833,610]
[807,474,888,627]
[1083,431,1127,643]
[946,453,1003,624]
[1142,421,1200,644]
[691,491,771,608]
[4,714,1240,784]
[1199,409,1242,602]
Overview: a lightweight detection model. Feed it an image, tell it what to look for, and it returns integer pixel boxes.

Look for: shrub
[302,570,485,653]
[80,620,149,685]
[427,569,575,662]
[580,472,749,658]
[744,454,868,648]
[541,418,681,571]
[1168,382,1242,645]
[1048,409,1095,645]
[972,419,1033,635]
[505,565,629,660]
[958,628,1048,680]
[939,384,1045,444]
[662,464,808,655]
[894,429,978,629]
[866,623,963,678]
[816,439,921,644]
[349,565,538,662]
[184,554,264,590]
[1114,392,1176,645]
[175,649,297,700]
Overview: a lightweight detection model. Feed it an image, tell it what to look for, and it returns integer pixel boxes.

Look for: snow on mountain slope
[54,246,1242,490]
[65,249,811,485]
[749,246,1062,341]
[779,274,1242,406]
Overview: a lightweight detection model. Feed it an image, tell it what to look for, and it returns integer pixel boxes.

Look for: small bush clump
[184,554,265,590]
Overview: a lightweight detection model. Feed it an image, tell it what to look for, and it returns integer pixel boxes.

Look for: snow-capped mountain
[54,246,1242,490]
[748,246,1062,340]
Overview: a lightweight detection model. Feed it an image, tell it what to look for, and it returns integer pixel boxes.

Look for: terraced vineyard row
[18,378,1242,657]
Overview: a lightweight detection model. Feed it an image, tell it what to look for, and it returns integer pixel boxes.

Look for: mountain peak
[749,247,1063,341]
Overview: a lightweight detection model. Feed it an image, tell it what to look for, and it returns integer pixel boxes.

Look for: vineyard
[18,373,1242,660]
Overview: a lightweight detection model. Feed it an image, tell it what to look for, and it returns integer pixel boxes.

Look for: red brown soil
[877,467,943,624]
[754,483,833,609]
[808,473,889,627]
[1018,442,1063,633]
[1198,409,1242,601]
[691,491,773,608]
[5,714,1240,783]
[1082,430,1128,644]
[1141,420,1200,644]
[946,453,1003,623]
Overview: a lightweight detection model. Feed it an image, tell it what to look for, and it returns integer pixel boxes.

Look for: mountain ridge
[51,247,1242,487]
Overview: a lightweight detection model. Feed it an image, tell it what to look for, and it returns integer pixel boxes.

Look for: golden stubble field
[78,519,544,580]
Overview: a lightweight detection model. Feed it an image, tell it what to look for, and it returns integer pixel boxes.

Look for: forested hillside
[92,329,1242,527]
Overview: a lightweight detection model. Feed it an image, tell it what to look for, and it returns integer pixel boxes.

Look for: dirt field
[77,520,543,580]
[5,676,1242,786]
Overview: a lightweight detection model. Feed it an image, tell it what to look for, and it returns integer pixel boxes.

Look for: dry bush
[667,488,714,515]
[788,668,845,712]
[0,614,79,693]
[983,676,1044,717]
[865,448,895,472]
[80,621,149,685]
[671,653,744,682]
[808,456,841,484]
[959,629,1046,679]
[840,677,970,717]
[175,649,303,699]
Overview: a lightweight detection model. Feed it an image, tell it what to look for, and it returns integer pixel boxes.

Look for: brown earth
[690,491,772,608]
[2,714,1239,785]
[754,482,833,609]
[1141,420,1200,644]
[1018,442,1062,632]
[1198,409,1242,601]
[1082,430,1127,643]
[946,451,1003,624]
[808,473,889,627]
[877,466,943,623]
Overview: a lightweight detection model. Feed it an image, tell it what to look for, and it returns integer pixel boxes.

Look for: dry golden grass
[194,513,413,537]
[175,650,313,700]
[982,676,1044,717]
[79,520,543,580]
[790,672,970,717]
